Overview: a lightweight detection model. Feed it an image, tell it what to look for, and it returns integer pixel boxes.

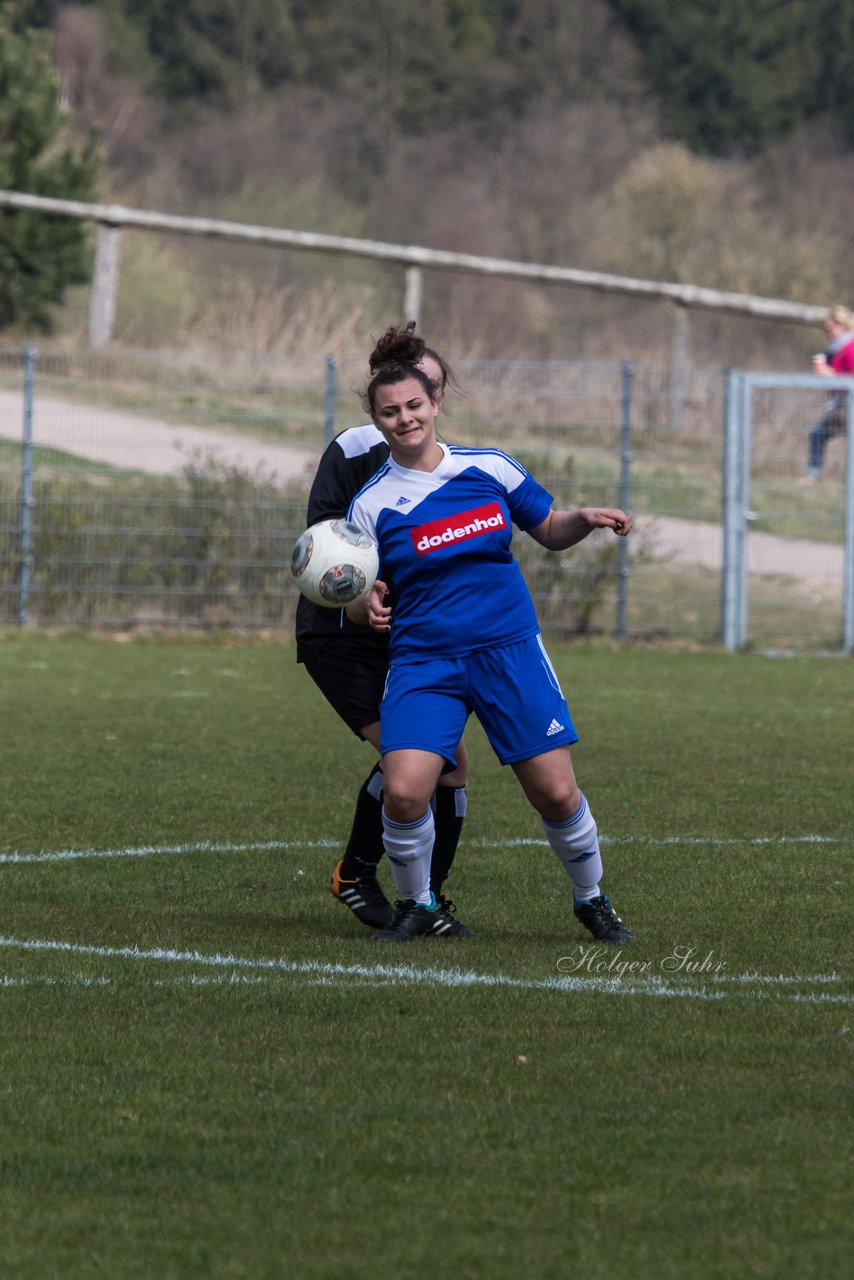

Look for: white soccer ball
[290,518,379,608]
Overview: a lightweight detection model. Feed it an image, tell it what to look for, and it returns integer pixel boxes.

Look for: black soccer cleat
[371,898,439,943]
[329,861,394,930]
[426,895,477,938]
[574,894,634,945]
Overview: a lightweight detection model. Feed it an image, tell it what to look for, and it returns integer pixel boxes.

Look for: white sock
[382,808,435,905]
[541,794,603,904]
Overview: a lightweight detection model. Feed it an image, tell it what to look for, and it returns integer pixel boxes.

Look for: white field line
[0,934,849,1006]
[0,839,336,865]
[0,832,848,866]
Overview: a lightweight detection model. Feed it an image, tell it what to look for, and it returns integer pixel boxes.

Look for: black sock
[430,785,467,894]
[340,763,385,879]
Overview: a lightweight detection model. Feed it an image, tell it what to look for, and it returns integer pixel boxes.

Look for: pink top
[829,335,854,374]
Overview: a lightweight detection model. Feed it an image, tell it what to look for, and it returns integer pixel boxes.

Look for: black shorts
[303,640,389,738]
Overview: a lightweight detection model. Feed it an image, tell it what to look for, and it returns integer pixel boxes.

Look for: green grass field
[0,631,850,1279]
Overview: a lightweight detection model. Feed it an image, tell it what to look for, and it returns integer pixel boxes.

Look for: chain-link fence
[0,347,849,651]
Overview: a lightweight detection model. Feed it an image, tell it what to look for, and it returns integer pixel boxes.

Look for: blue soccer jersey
[348,443,553,659]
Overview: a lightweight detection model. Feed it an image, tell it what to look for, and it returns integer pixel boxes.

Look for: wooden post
[404,266,423,325]
[669,302,690,432]
[88,222,121,349]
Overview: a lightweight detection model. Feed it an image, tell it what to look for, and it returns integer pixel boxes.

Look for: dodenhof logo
[411,503,506,555]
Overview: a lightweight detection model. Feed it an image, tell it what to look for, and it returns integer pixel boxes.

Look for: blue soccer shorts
[379,633,579,766]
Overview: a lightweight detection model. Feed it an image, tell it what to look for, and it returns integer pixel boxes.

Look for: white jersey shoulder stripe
[445,443,530,488]
[349,443,535,524]
[446,443,528,472]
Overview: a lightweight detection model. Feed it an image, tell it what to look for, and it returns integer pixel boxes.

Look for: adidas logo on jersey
[546,718,565,736]
[395,495,411,507]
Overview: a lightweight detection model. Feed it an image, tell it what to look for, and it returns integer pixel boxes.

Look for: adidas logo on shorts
[546,718,565,736]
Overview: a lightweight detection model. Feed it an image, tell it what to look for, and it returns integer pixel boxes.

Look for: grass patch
[35,375,326,445]
[0,632,850,1278]
[0,438,120,475]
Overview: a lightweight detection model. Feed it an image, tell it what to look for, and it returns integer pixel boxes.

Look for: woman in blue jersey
[346,325,634,945]
[296,340,472,938]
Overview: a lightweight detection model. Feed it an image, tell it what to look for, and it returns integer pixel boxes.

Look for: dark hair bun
[369,321,425,372]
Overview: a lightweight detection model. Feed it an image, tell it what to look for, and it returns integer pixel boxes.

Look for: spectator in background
[801,305,854,483]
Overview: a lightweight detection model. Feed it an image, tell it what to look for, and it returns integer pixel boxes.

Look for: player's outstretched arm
[345,580,391,632]
[527,507,632,551]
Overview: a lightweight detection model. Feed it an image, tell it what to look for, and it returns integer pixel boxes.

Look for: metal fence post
[18,345,37,625]
[738,373,754,647]
[616,360,633,640]
[721,369,747,650]
[323,354,337,449]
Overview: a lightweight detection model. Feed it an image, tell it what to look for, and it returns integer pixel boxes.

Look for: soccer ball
[290,518,379,608]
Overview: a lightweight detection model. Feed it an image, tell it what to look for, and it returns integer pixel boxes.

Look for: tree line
[0,0,851,343]
[108,0,854,153]
[9,0,854,146]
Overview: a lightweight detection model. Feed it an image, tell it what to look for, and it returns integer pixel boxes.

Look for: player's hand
[366,580,392,632]
[579,508,632,536]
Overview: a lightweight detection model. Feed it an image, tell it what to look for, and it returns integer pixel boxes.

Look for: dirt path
[0,389,317,481]
[645,515,843,584]
[0,389,843,584]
